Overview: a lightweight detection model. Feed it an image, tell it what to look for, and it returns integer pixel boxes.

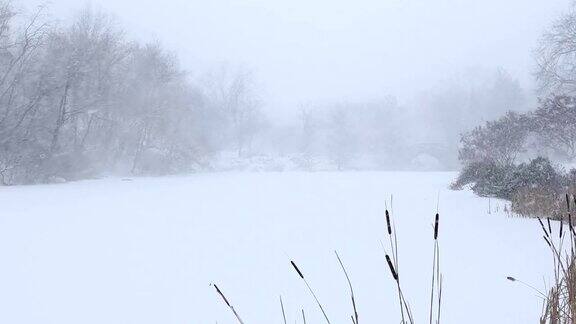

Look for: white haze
[21,0,570,119]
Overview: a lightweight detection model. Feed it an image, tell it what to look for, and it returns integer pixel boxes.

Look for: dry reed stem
[280,295,287,324]
[212,284,246,324]
[335,251,359,324]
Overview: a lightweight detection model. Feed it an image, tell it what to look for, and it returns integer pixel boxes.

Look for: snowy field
[0,172,550,323]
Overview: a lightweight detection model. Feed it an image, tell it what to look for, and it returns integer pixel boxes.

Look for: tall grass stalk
[335,250,359,324]
[280,295,287,324]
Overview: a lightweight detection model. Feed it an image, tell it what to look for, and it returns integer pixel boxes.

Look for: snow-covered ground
[0,172,549,323]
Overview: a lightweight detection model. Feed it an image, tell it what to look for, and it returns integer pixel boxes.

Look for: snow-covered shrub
[452,157,565,201]
[458,111,530,166]
[451,159,510,197]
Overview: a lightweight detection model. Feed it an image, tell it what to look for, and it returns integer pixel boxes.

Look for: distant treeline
[0,2,264,184]
[1,2,532,184]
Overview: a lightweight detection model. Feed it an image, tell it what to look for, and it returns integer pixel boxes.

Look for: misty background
[20,0,565,109]
[4,0,573,184]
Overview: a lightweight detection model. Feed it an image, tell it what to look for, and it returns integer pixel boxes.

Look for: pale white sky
[20,0,572,117]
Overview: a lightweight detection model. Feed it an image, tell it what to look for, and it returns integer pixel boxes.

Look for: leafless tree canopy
[536,6,576,95]
[0,3,262,184]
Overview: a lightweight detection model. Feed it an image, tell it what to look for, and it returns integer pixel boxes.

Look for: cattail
[291,261,304,279]
[434,213,439,240]
[547,217,552,235]
[568,192,573,234]
[544,235,552,247]
[212,283,245,324]
[213,284,231,307]
[560,218,564,238]
[507,276,516,282]
[291,260,331,324]
[385,210,392,235]
[538,218,550,238]
[385,254,398,281]
[570,215,576,236]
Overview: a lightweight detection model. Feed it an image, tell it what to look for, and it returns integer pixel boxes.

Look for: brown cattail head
[434,213,439,240]
[560,218,564,238]
[213,284,231,307]
[291,260,304,279]
[385,210,392,235]
[547,217,552,235]
[385,254,398,281]
[506,276,516,282]
[538,218,550,238]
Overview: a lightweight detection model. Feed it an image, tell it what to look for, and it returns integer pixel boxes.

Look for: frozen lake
[0,172,549,323]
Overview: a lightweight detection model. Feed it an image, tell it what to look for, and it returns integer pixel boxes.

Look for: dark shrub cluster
[452,157,567,202]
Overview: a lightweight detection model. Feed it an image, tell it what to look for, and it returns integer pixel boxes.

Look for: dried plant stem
[435,241,442,324]
[430,212,442,324]
[280,295,287,324]
[429,240,438,324]
[212,284,246,324]
[335,251,359,324]
[437,274,443,324]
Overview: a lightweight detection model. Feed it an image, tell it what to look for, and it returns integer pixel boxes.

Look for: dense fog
[2,0,572,184]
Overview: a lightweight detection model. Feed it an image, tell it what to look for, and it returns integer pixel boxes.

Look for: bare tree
[199,65,264,157]
[0,3,223,184]
[0,3,50,183]
[327,106,355,170]
[532,95,576,160]
[458,111,530,166]
[536,6,576,95]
